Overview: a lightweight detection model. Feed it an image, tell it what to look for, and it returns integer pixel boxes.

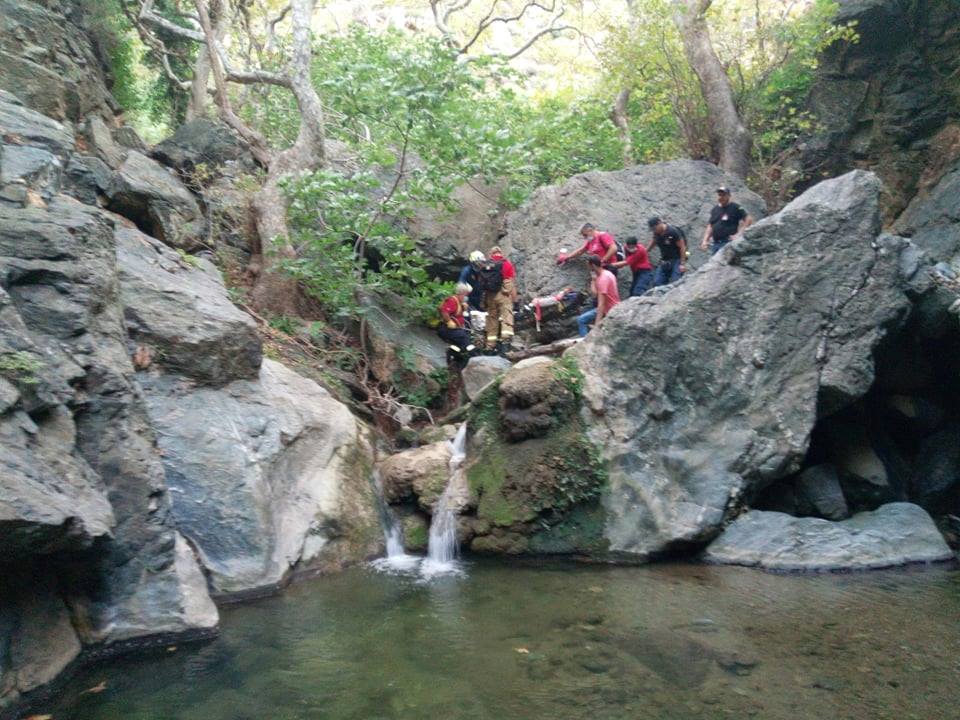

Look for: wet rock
[911,423,960,514]
[0,566,81,701]
[116,227,261,386]
[377,441,452,507]
[470,528,530,554]
[704,503,954,571]
[105,151,204,250]
[0,197,218,654]
[500,159,764,300]
[571,171,914,558]
[139,359,381,595]
[398,510,429,552]
[462,355,511,400]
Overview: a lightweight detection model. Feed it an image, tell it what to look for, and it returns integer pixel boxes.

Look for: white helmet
[469,250,485,263]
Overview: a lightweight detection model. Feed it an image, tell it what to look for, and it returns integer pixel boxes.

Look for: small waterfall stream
[422,423,468,576]
[370,423,468,578]
[369,469,420,573]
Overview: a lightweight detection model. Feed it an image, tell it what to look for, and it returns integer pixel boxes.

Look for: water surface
[48,560,960,720]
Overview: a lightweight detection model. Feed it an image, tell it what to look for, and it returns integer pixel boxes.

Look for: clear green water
[47,560,960,720]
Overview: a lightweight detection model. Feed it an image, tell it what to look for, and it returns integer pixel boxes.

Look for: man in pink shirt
[577,255,620,337]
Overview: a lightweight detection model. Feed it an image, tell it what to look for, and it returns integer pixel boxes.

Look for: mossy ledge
[462,358,610,557]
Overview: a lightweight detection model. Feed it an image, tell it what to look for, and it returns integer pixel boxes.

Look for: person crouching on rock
[438,283,475,365]
[611,236,653,297]
[577,255,620,337]
[479,246,518,354]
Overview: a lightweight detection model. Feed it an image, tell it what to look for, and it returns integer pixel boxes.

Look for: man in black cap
[700,186,752,255]
[646,216,687,287]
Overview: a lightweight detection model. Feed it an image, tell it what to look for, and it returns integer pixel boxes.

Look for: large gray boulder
[116,227,261,385]
[570,171,914,559]
[152,118,258,174]
[0,94,74,203]
[704,503,954,571]
[407,179,507,277]
[139,359,381,596]
[500,159,765,299]
[106,151,204,251]
[462,355,512,400]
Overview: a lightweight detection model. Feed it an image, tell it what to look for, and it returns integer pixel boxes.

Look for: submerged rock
[571,171,914,559]
[704,503,954,571]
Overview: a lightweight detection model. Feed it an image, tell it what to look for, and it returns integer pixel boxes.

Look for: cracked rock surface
[570,171,916,559]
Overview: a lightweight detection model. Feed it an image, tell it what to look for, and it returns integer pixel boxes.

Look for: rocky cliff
[802,0,960,222]
[0,4,381,714]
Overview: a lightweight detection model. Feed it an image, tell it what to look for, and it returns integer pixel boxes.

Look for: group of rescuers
[438,186,752,359]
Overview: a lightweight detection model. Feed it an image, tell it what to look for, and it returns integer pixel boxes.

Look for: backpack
[477,259,504,293]
[613,238,626,263]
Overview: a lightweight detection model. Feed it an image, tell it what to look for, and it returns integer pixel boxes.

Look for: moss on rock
[462,357,608,557]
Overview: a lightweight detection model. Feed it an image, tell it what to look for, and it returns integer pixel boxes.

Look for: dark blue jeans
[630,269,653,297]
[711,237,731,255]
[653,260,681,287]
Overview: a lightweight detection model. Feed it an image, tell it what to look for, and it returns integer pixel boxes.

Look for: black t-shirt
[709,202,747,241]
[653,224,686,261]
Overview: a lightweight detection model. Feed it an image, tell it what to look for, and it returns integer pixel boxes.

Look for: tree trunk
[610,87,633,167]
[671,0,751,179]
[249,0,327,315]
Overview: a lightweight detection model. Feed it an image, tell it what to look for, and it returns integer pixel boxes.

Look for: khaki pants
[484,280,515,346]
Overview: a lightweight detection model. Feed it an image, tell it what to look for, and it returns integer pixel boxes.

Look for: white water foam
[421,423,468,578]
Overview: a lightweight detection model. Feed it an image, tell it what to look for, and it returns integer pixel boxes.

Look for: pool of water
[46,559,960,720]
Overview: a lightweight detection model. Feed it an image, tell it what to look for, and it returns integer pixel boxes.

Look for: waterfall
[422,423,468,576]
[369,469,419,573]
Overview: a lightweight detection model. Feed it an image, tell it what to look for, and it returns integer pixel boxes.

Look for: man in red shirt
[479,246,518,353]
[611,236,653,297]
[438,282,475,361]
[557,223,619,275]
[577,255,620,337]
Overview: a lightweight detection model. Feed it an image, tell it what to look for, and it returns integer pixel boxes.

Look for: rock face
[499,159,765,300]
[106,151,204,251]
[570,171,915,559]
[0,196,219,712]
[116,228,261,385]
[893,156,960,264]
[378,441,452,509]
[407,179,507,277]
[802,0,960,221]
[704,503,954,571]
[139,360,380,596]
[0,0,117,122]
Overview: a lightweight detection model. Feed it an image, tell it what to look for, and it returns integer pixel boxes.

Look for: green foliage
[268,314,300,335]
[78,0,188,140]
[0,351,43,385]
[551,356,584,399]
